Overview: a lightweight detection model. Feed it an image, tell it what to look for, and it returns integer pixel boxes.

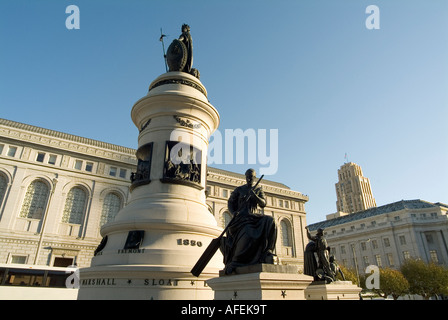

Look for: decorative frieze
[161,141,202,189]
[148,78,207,97]
[206,171,308,201]
[173,115,201,129]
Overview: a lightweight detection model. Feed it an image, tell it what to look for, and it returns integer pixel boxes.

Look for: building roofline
[0,118,136,155]
[207,166,291,190]
[434,202,448,209]
[307,199,443,230]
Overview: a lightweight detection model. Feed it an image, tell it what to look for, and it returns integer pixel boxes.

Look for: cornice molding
[206,169,308,200]
[0,118,135,156]
[0,118,137,164]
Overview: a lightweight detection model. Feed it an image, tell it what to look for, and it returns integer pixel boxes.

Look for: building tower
[335,162,376,214]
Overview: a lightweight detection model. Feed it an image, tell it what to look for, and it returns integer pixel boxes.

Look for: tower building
[335,162,376,214]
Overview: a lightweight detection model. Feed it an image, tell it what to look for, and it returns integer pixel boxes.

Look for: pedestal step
[304,280,362,300]
[207,264,313,300]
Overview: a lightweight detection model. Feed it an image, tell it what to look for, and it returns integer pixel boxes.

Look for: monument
[303,227,362,300]
[77,25,223,300]
[190,169,277,277]
[204,169,314,300]
[205,223,360,300]
[77,24,360,301]
[304,226,334,282]
[220,169,277,275]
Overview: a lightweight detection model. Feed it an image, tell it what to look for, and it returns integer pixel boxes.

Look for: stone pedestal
[77,72,223,300]
[304,281,362,300]
[207,264,314,300]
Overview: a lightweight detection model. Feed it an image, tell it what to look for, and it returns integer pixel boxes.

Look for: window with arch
[19,180,50,219]
[62,187,87,224]
[0,173,8,207]
[100,192,122,227]
[223,211,233,228]
[280,219,293,247]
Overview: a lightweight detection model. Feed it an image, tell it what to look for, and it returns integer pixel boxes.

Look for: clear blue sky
[1,0,447,224]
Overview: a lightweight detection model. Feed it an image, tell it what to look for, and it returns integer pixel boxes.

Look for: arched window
[19,180,50,219]
[62,187,87,224]
[99,192,122,227]
[223,211,233,228]
[280,219,292,247]
[0,173,7,207]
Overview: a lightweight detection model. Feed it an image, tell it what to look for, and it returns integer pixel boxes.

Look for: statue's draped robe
[179,31,193,73]
[305,233,334,280]
[314,235,332,277]
[304,241,318,278]
[220,185,277,274]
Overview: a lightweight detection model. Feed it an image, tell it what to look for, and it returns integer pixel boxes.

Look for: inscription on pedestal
[118,248,146,254]
[80,278,209,288]
[177,238,203,247]
[81,278,117,286]
[144,279,179,286]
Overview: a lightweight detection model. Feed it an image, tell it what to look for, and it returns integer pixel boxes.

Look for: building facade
[334,162,376,215]
[0,118,309,270]
[308,199,448,272]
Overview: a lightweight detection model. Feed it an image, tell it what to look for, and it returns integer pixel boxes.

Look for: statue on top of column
[166,24,200,79]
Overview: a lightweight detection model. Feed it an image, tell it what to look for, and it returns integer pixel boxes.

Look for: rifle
[190,174,264,277]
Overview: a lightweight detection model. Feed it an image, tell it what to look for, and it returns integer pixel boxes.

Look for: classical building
[333,162,376,216]
[0,118,309,270]
[308,199,448,271]
[311,162,448,272]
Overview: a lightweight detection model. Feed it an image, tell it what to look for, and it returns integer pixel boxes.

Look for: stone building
[310,161,448,272]
[0,118,309,269]
[308,199,448,272]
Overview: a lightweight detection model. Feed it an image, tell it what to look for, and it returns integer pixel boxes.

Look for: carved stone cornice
[206,168,308,201]
[0,118,137,164]
[149,78,207,97]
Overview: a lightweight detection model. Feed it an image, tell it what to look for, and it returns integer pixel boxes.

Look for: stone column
[78,72,223,300]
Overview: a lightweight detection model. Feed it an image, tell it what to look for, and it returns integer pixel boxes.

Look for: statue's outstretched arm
[305,227,314,241]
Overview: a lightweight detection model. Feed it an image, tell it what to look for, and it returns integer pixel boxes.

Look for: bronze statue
[163,141,201,186]
[178,24,193,73]
[303,240,318,279]
[330,255,345,280]
[166,24,199,78]
[305,226,335,282]
[220,169,277,275]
